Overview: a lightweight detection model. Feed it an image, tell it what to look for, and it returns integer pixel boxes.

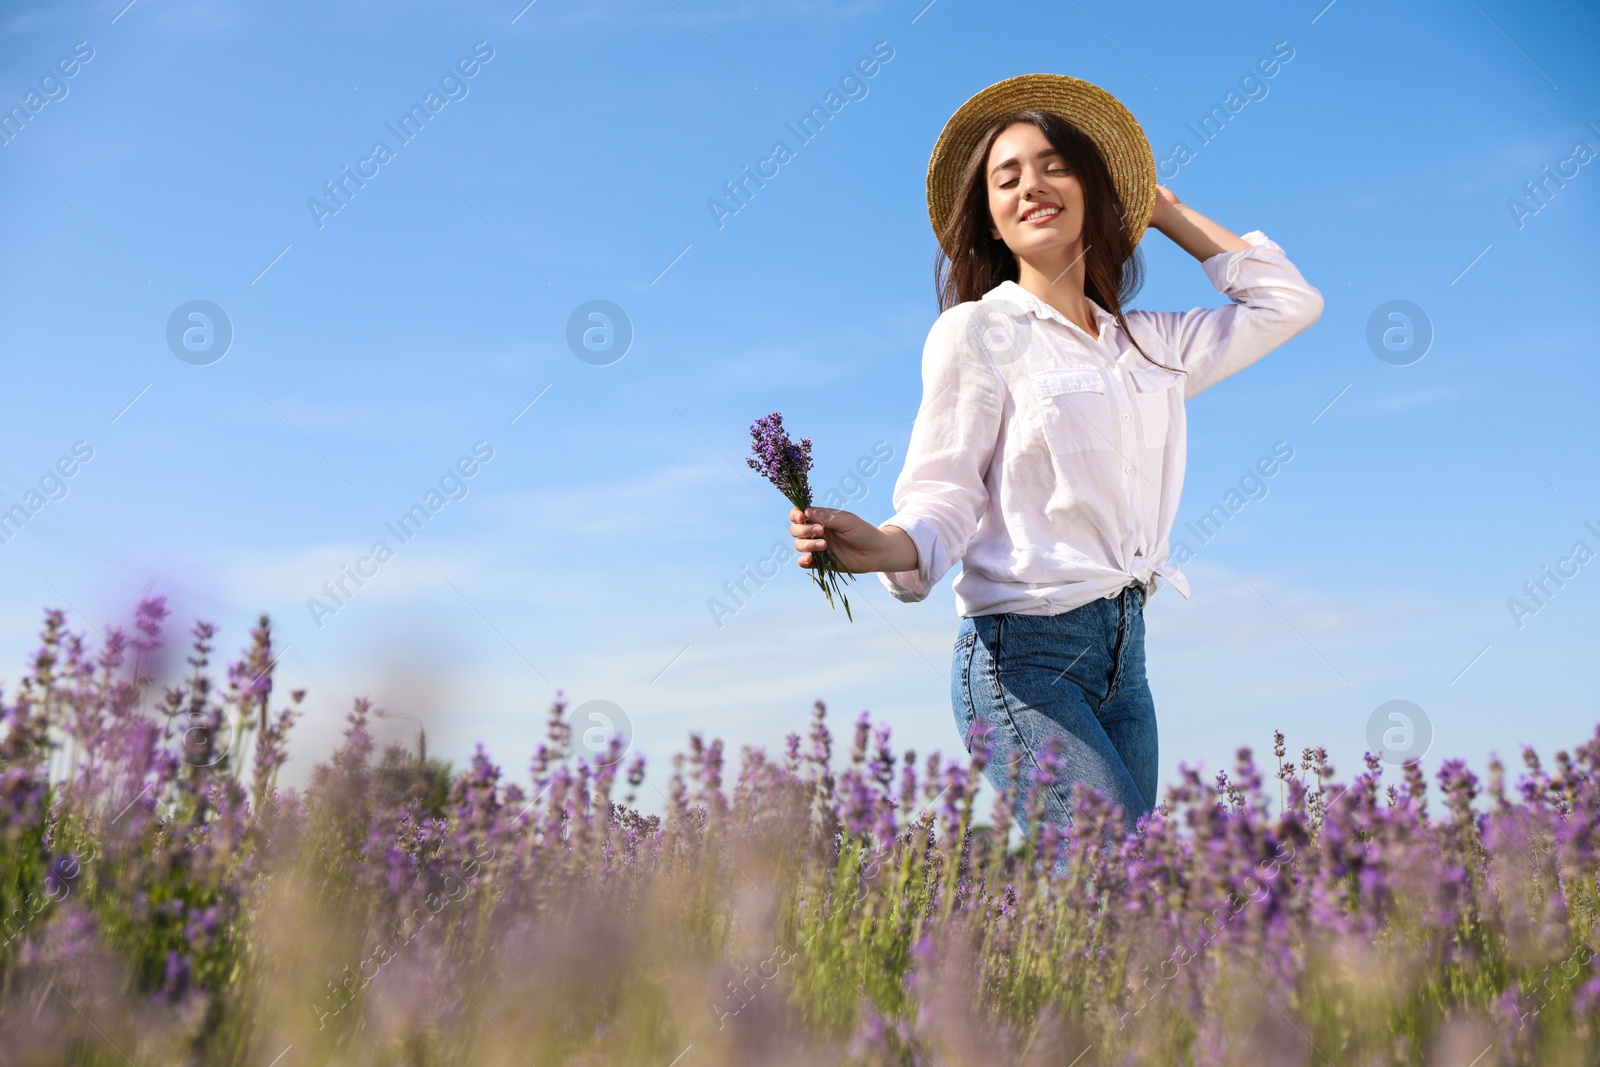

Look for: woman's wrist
[875,523,920,574]
[1149,200,1179,235]
[1153,201,1251,261]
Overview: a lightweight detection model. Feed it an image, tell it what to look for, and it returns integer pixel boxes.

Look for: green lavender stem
[790,490,855,622]
[810,548,856,622]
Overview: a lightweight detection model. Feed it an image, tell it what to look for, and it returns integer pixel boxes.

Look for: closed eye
[998,165,1071,189]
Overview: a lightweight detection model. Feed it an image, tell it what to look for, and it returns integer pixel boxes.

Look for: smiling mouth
[1023,205,1061,224]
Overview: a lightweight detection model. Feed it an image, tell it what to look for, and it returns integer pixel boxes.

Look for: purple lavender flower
[745,411,815,506]
[8,595,1600,1061]
[746,411,857,620]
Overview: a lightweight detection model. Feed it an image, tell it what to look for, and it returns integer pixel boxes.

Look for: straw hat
[926,73,1156,258]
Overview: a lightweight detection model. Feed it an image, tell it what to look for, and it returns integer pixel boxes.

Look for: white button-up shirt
[879,230,1324,616]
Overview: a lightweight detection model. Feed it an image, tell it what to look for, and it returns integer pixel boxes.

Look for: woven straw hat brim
[926,73,1156,258]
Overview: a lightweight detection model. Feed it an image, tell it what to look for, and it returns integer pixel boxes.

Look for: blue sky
[2,0,1596,804]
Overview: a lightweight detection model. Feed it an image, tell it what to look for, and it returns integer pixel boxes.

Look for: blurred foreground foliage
[1,600,1596,1066]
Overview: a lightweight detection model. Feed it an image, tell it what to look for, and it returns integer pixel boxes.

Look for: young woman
[787,75,1324,838]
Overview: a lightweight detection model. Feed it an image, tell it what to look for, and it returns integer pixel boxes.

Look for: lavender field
[1,600,1596,1066]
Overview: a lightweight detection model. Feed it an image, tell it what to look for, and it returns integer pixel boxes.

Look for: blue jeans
[951,583,1157,840]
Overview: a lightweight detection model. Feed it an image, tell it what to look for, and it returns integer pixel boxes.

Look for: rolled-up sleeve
[1133,230,1325,400]
[878,306,1005,602]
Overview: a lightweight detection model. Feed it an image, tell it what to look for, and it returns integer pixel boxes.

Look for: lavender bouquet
[747,411,856,620]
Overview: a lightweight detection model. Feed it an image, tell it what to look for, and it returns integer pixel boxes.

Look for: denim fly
[950,582,1157,841]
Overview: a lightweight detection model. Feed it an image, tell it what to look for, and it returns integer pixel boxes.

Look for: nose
[1020,167,1048,201]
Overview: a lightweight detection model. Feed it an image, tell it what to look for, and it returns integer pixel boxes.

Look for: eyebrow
[989,146,1064,179]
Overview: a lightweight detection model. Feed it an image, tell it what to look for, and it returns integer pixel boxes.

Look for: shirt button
[1124,465,1134,475]
[1122,412,1131,421]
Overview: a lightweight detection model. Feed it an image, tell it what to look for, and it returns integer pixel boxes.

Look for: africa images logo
[706,41,895,230]
[306,42,495,230]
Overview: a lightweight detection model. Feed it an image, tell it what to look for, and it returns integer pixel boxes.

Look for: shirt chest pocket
[1031,368,1108,456]
[1127,360,1183,449]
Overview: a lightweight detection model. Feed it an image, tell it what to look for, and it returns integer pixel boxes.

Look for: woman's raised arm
[1148,185,1252,262]
[1132,189,1325,399]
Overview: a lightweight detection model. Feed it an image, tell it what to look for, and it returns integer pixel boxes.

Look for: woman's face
[984,121,1085,260]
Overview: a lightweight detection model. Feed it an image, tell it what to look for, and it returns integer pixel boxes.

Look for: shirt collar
[984,279,1118,338]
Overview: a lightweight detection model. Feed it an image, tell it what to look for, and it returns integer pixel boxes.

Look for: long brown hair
[933,109,1180,374]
